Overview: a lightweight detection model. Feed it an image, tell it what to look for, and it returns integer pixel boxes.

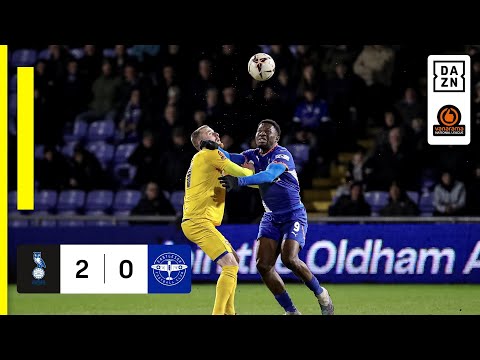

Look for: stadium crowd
[7,45,480,224]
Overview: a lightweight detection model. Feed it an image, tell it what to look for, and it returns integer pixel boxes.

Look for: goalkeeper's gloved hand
[218,175,239,192]
[199,140,219,150]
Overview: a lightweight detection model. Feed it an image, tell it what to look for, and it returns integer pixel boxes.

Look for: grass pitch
[8,283,480,315]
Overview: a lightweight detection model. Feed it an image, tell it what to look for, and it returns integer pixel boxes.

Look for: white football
[248,53,275,81]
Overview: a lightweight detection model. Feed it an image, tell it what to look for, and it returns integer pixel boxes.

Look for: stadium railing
[8,214,480,225]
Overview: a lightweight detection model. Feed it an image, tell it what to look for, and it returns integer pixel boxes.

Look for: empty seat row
[64,119,118,143]
[8,189,185,213]
[332,190,434,216]
[36,142,137,165]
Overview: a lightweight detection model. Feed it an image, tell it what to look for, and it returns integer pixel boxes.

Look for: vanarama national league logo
[433,104,465,136]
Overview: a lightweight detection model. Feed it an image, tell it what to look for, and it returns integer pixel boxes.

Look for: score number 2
[75,259,133,279]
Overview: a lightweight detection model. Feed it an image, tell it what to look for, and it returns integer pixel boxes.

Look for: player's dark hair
[258,119,281,138]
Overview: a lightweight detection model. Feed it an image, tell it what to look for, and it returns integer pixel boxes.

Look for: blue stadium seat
[64,119,88,142]
[37,48,50,60]
[419,192,434,216]
[407,191,419,204]
[10,49,37,67]
[87,119,115,142]
[9,74,17,93]
[169,191,185,215]
[8,191,16,211]
[103,48,116,58]
[35,145,45,159]
[364,191,389,215]
[113,190,141,211]
[57,190,86,212]
[35,190,58,211]
[114,143,137,164]
[85,190,114,211]
[86,142,115,169]
[61,141,77,158]
[9,93,16,117]
[57,210,84,227]
[69,48,85,59]
[113,163,137,187]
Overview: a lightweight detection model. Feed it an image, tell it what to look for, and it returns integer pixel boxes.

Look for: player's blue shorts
[257,206,308,248]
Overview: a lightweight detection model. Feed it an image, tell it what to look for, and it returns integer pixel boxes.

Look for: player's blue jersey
[242,145,304,215]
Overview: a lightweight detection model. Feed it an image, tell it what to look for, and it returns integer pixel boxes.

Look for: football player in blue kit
[216,119,334,315]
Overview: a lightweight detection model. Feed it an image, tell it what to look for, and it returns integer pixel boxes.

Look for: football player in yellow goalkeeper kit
[181,125,254,315]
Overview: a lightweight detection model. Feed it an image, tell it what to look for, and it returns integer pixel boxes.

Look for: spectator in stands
[394,87,426,126]
[322,45,360,79]
[433,171,466,216]
[272,68,297,119]
[130,181,176,223]
[293,87,336,174]
[60,58,90,124]
[117,89,143,143]
[293,87,330,134]
[375,110,401,147]
[262,85,283,118]
[68,144,110,191]
[155,104,182,149]
[158,127,195,192]
[192,109,207,129]
[296,63,321,98]
[191,59,217,109]
[204,87,222,125]
[379,182,419,216]
[45,45,69,84]
[326,61,366,146]
[216,45,243,90]
[111,45,136,75]
[76,59,122,123]
[328,181,371,216]
[220,133,242,153]
[291,45,322,81]
[128,130,161,188]
[118,63,152,111]
[218,86,244,139]
[347,150,369,184]
[78,44,103,88]
[270,44,295,74]
[365,126,418,191]
[353,45,395,125]
[36,146,70,191]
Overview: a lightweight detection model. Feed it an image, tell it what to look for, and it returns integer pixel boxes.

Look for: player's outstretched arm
[219,163,286,191]
[223,160,254,177]
[218,148,245,165]
[200,140,245,165]
[201,145,254,178]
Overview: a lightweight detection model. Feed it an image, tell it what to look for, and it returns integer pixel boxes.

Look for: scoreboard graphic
[16,244,191,294]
